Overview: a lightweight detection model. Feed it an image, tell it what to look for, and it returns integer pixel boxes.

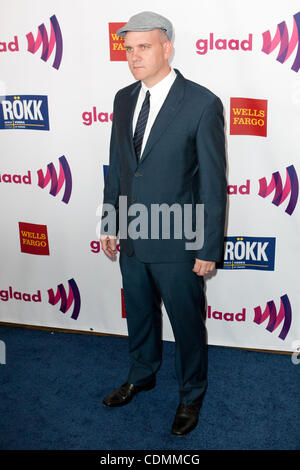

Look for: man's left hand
[192,259,215,276]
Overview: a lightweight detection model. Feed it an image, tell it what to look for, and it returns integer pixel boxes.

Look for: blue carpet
[0,325,299,450]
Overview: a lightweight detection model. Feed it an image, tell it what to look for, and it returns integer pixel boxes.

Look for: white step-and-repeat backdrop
[1,0,299,352]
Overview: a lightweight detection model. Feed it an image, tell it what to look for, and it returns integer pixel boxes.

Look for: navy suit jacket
[102,69,227,263]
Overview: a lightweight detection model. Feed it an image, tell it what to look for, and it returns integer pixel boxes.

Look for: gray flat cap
[117,11,173,41]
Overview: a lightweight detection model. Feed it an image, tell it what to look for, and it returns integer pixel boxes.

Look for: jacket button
[134,171,142,177]
[132,197,137,202]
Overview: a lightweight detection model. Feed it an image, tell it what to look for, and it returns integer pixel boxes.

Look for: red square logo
[19,222,50,256]
[230,97,268,137]
[109,23,127,61]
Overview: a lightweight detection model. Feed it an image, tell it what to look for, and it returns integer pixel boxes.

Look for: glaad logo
[0,95,49,130]
[82,107,113,126]
[253,294,292,340]
[37,155,72,204]
[196,33,252,54]
[217,236,276,271]
[0,281,80,320]
[0,15,63,70]
[0,286,42,302]
[0,156,72,204]
[262,12,300,72]
[48,278,81,320]
[258,165,298,215]
[207,305,246,322]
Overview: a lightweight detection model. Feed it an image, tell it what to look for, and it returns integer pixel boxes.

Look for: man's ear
[164,41,173,60]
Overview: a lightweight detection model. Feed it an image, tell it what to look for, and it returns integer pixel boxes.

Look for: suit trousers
[119,250,208,406]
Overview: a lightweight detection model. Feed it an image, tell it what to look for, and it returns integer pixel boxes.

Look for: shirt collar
[141,68,176,100]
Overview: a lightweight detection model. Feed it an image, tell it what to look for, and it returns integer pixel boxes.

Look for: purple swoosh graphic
[48,278,81,320]
[253,295,292,340]
[262,12,300,72]
[37,156,72,204]
[26,15,63,70]
[258,165,298,215]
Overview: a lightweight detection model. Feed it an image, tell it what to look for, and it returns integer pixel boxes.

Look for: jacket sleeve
[194,95,227,262]
[100,93,120,236]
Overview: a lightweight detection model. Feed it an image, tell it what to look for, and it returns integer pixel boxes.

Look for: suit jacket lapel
[139,69,186,165]
[118,81,141,170]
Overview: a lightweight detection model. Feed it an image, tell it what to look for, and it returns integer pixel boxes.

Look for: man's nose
[132,48,141,61]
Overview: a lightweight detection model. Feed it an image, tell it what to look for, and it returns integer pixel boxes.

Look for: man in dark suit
[100,11,227,436]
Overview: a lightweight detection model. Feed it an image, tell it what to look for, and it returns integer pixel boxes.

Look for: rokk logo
[230,98,267,137]
[254,294,292,340]
[37,155,72,204]
[262,12,300,72]
[258,165,298,215]
[0,15,63,70]
[108,23,126,61]
[0,95,49,130]
[48,278,81,320]
[217,236,276,271]
[19,222,50,256]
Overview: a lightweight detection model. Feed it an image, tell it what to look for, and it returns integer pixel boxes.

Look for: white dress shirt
[132,68,177,157]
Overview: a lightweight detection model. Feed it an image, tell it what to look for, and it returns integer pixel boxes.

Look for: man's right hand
[100,235,117,260]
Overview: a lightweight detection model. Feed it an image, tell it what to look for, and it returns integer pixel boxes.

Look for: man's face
[124,30,172,87]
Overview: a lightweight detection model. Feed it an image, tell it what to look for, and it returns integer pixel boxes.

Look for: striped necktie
[133,90,150,161]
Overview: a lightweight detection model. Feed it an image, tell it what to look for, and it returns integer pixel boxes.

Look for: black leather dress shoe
[171,403,201,436]
[102,380,155,407]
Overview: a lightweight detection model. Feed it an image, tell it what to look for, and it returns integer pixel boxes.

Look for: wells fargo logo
[230,98,268,137]
[0,15,63,70]
[19,222,49,256]
[254,294,292,340]
[0,278,81,320]
[0,155,72,204]
[262,11,300,73]
[258,164,298,215]
[108,22,126,61]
